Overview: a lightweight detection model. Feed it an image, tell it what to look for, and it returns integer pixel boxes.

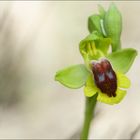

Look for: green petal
[84,75,98,97]
[117,72,131,88]
[97,88,126,105]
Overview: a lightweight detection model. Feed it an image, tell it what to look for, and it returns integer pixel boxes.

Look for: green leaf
[55,64,90,89]
[107,48,138,73]
[104,3,122,52]
[88,14,102,34]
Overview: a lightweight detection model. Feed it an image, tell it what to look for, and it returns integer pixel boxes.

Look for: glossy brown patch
[91,59,117,97]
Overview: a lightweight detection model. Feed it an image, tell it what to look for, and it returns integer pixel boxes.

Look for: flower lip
[91,59,117,97]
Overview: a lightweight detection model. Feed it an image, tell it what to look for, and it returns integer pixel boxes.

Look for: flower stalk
[80,94,97,139]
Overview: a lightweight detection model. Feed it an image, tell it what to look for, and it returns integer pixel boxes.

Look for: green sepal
[107,48,138,73]
[88,14,102,34]
[55,64,90,89]
[95,37,111,55]
[104,3,122,52]
[98,4,106,18]
[79,31,111,66]
[79,31,99,57]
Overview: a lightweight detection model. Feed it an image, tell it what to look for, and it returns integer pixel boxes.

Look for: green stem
[80,94,97,140]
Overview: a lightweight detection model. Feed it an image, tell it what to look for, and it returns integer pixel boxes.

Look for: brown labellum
[91,59,117,97]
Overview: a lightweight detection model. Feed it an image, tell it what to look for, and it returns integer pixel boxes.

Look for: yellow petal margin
[84,75,98,97]
[97,88,126,105]
[117,72,131,88]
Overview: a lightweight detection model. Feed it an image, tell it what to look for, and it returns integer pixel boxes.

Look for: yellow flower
[84,59,131,105]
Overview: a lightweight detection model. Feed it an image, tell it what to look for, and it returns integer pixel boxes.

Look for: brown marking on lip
[91,59,117,97]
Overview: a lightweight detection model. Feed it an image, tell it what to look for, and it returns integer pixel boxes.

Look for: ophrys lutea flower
[54,3,137,140]
[84,59,131,105]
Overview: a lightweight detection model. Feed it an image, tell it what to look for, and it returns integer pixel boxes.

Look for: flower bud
[104,3,122,52]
